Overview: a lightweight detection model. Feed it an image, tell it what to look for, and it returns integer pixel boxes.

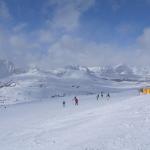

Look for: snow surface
[0,64,150,105]
[1,63,150,150]
[0,93,150,150]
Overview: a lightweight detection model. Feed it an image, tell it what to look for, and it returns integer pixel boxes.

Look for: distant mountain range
[1,60,150,105]
[1,59,150,81]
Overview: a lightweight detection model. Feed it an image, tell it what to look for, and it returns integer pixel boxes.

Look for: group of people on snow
[97,91,110,100]
[63,96,79,107]
[62,92,111,107]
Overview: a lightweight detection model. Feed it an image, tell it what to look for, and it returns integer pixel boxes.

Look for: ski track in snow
[0,94,150,150]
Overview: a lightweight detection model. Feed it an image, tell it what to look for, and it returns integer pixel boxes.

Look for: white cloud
[1,24,150,69]
[111,0,121,11]
[137,27,150,49]
[117,24,133,34]
[109,0,125,11]
[1,0,150,69]
[0,1,11,20]
[42,34,137,68]
[47,0,95,31]
[37,29,54,44]
[116,22,141,37]
[12,23,27,33]
[0,27,43,67]
[131,27,150,66]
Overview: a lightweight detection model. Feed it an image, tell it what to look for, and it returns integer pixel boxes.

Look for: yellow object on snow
[140,88,150,94]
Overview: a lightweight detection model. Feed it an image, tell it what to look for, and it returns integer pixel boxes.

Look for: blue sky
[0,0,150,68]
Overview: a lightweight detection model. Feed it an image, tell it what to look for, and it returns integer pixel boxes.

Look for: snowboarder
[96,94,99,100]
[62,101,66,107]
[74,96,79,106]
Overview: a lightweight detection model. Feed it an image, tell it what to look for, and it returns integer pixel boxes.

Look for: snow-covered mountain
[46,64,150,81]
[1,62,150,150]
[0,60,149,81]
[0,62,150,105]
[93,64,139,81]
[89,64,150,81]
[49,65,92,79]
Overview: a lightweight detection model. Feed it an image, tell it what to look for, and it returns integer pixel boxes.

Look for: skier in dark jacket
[101,91,103,98]
[62,101,66,107]
[74,96,79,106]
[106,92,110,100]
[96,94,99,100]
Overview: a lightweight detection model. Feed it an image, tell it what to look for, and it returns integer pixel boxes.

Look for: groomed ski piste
[1,93,150,150]
[1,63,150,150]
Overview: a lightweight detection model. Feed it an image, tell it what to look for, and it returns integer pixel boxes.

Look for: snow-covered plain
[1,63,150,150]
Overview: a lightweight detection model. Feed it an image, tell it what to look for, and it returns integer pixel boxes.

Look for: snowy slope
[0,64,150,105]
[0,66,145,105]
[0,94,150,150]
[0,63,150,105]
[0,62,150,150]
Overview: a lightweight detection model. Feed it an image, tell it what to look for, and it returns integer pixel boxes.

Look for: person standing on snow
[97,94,99,100]
[62,101,66,107]
[101,91,103,98]
[106,92,110,100]
[74,96,79,106]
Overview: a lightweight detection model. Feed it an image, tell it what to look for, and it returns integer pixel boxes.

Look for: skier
[62,101,66,107]
[74,96,79,106]
[96,94,99,100]
[101,91,103,98]
[106,92,110,100]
